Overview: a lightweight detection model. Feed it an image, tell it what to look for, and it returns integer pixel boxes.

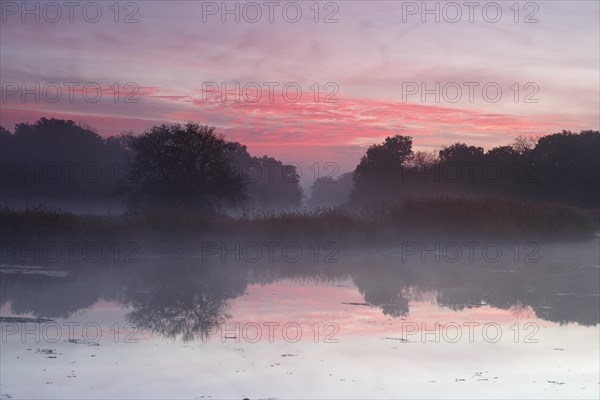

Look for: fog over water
[1,239,598,398]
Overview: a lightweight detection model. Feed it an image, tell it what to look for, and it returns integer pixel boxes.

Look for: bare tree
[408,150,438,168]
[512,134,539,154]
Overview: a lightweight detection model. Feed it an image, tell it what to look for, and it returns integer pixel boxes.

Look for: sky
[1,0,599,187]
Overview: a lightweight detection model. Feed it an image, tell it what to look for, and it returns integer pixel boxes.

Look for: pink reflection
[225,280,546,341]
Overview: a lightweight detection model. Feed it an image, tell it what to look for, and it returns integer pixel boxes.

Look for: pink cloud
[1,87,593,175]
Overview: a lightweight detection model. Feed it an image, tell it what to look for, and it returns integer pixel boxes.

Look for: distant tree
[125,122,246,212]
[438,142,484,162]
[435,143,486,192]
[512,134,538,154]
[226,142,303,209]
[0,118,130,211]
[4,117,598,211]
[486,145,519,160]
[10,118,106,159]
[529,130,599,207]
[0,125,11,137]
[352,135,413,203]
[307,171,353,208]
[407,150,438,169]
[480,145,522,197]
[0,126,13,154]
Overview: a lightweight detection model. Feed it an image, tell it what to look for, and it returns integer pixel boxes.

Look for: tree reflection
[351,265,411,317]
[119,262,248,341]
[1,245,598,342]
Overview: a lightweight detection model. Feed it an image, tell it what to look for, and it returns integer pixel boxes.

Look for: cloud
[1,0,597,177]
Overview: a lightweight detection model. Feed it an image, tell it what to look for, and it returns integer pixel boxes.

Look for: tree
[125,122,246,212]
[0,118,130,212]
[226,142,303,209]
[529,130,599,207]
[0,125,11,138]
[407,150,438,169]
[307,171,353,208]
[512,134,538,154]
[352,135,413,203]
[486,145,518,160]
[438,142,484,162]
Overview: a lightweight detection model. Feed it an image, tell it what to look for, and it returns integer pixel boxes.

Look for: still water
[1,240,599,399]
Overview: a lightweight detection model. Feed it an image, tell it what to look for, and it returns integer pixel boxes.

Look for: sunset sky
[1,0,598,186]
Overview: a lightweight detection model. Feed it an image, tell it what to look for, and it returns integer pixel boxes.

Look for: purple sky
[1,0,599,184]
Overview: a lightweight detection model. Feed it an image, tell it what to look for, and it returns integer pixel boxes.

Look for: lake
[1,239,599,399]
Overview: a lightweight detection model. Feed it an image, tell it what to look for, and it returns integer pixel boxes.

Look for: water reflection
[121,262,247,341]
[2,241,598,342]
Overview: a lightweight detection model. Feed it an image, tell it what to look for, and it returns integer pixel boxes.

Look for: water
[1,240,599,399]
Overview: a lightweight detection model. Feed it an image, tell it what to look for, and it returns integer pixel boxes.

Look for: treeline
[311,130,599,209]
[0,118,303,213]
[1,118,598,213]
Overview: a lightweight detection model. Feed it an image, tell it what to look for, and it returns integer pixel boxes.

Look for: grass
[1,197,597,255]
[384,197,597,241]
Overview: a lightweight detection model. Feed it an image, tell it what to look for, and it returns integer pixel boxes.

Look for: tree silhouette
[512,134,538,154]
[529,130,600,207]
[124,122,246,212]
[2,118,598,211]
[438,142,484,162]
[308,172,354,208]
[227,142,303,209]
[352,135,413,202]
[0,118,130,212]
